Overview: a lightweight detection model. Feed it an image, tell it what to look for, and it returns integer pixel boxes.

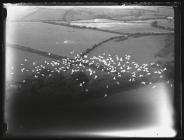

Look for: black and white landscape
[4,5,176,137]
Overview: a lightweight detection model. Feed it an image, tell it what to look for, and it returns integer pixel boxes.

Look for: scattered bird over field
[8,52,172,90]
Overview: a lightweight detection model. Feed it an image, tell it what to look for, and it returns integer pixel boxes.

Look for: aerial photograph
[4,5,175,137]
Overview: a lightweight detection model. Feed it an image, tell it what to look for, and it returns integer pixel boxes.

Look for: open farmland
[70,19,173,34]
[6,21,120,58]
[19,6,173,22]
[5,6,176,137]
[87,34,174,65]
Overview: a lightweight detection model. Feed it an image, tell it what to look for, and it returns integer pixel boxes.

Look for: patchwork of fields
[6,21,120,58]
[5,6,176,137]
[87,34,174,64]
[6,19,174,83]
[70,19,173,34]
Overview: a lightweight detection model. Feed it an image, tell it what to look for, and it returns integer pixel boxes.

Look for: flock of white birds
[9,51,173,94]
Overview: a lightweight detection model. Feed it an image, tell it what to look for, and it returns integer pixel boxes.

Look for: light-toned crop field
[70,19,173,33]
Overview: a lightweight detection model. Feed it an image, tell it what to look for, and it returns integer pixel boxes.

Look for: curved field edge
[81,32,174,57]
[6,21,120,58]
[5,32,174,83]
[86,33,174,64]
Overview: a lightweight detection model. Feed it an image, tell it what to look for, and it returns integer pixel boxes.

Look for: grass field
[6,21,120,58]
[87,34,174,65]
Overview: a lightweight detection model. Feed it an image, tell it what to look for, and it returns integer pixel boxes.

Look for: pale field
[70,19,173,33]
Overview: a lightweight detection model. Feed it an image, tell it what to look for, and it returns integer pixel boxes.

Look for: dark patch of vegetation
[155,35,174,58]
[155,35,174,80]
[8,62,170,131]
[151,20,174,31]
[9,70,91,129]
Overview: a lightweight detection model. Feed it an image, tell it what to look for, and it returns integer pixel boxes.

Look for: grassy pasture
[87,34,174,65]
[6,21,119,58]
